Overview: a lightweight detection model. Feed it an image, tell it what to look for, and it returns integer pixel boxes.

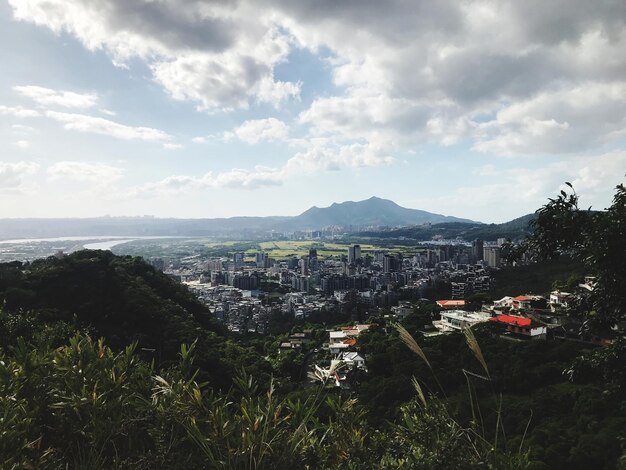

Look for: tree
[522,180,626,330]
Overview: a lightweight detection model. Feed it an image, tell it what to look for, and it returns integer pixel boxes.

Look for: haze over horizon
[1,0,626,223]
[0,196,481,223]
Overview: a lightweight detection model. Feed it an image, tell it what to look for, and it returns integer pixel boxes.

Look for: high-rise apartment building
[348,244,362,264]
[483,246,501,268]
[472,239,484,263]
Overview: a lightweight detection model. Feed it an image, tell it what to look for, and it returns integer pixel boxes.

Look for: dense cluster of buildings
[184,282,272,333]
[155,240,617,392]
[152,239,509,332]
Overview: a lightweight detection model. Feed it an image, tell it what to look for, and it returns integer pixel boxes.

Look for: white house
[339,351,366,370]
[329,330,347,344]
[329,342,351,355]
[436,310,491,332]
[549,291,576,312]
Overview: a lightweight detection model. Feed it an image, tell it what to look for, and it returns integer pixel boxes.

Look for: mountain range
[0,197,478,239]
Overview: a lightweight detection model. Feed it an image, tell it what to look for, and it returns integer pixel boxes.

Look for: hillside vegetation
[0,250,269,390]
[357,213,536,241]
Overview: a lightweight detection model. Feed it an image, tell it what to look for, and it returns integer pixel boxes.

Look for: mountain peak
[295,197,477,228]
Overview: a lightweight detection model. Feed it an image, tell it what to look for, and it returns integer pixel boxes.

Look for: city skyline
[1,0,626,223]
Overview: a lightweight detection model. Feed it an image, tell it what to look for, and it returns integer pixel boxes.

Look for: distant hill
[0,197,477,238]
[293,197,476,228]
[356,213,536,241]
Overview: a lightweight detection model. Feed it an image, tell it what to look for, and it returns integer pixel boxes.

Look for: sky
[1,0,625,223]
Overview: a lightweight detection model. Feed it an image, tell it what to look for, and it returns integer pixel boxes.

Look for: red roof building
[436,300,466,309]
[489,315,546,339]
[490,315,531,327]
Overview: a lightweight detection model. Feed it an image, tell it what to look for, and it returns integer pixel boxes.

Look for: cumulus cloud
[9,0,301,111]
[7,0,626,169]
[151,28,300,111]
[46,111,172,141]
[225,118,290,144]
[0,161,39,193]
[284,140,394,174]
[13,85,98,108]
[473,82,626,155]
[284,0,626,155]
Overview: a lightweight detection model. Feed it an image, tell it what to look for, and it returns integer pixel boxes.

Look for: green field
[112,238,425,261]
[257,240,423,260]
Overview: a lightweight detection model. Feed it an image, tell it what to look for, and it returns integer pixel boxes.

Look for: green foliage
[0,335,157,468]
[0,311,622,469]
[356,319,626,469]
[491,256,584,298]
[0,250,273,391]
[357,214,536,242]
[401,304,440,334]
[523,180,626,328]
[0,333,370,469]
[565,337,626,391]
[379,400,531,469]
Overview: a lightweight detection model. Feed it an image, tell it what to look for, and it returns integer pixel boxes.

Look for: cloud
[213,167,284,189]
[0,161,39,193]
[9,1,301,111]
[163,143,183,150]
[126,166,283,197]
[225,118,290,144]
[298,93,437,145]
[0,105,40,118]
[13,85,98,108]
[284,140,394,174]
[46,111,172,142]
[127,138,393,198]
[8,0,626,160]
[47,161,123,194]
[255,75,302,106]
[283,0,626,155]
[150,26,299,111]
[13,140,31,149]
[11,124,36,134]
[191,136,210,144]
[473,82,626,155]
[418,151,626,222]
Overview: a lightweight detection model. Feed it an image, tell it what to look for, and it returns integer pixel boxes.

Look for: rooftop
[489,315,532,327]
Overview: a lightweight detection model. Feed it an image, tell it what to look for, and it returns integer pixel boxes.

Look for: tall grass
[395,324,532,469]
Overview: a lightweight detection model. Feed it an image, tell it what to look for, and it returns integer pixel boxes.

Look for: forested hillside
[0,250,269,390]
[356,213,536,241]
